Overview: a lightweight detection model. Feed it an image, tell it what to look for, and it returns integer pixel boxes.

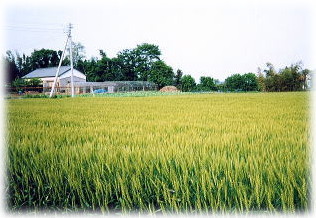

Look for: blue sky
[1,0,315,81]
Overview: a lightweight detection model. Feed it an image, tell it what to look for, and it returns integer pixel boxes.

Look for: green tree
[117,43,161,81]
[94,51,124,81]
[29,49,60,69]
[3,51,19,84]
[224,73,258,91]
[225,74,243,91]
[241,73,258,91]
[198,76,217,91]
[263,62,306,92]
[117,48,138,81]
[180,75,196,92]
[82,58,98,82]
[257,67,266,92]
[70,42,86,68]
[264,62,276,77]
[11,78,28,92]
[148,60,174,89]
[174,69,183,88]
[27,78,42,87]
[134,43,161,80]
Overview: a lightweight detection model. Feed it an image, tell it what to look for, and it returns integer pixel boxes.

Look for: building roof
[22,66,71,79]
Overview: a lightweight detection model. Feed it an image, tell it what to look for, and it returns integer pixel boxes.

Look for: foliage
[88,51,124,82]
[67,42,86,68]
[134,43,161,81]
[263,62,308,92]
[11,78,42,88]
[224,74,243,91]
[5,48,68,81]
[257,68,266,92]
[11,78,28,88]
[224,73,258,92]
[180,75,196,92]
[148,61,174,89]
[7,93,309,213]
[241,73,258,91]
[117,43,161,81]
[27,78,42,87]
[173,69,183,88]
[197,76,217,91]
[3,51,19,84]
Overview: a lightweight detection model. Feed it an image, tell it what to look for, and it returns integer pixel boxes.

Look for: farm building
[22,66,86,89]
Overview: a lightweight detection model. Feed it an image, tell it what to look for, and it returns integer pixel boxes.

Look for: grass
[6,92,310,214]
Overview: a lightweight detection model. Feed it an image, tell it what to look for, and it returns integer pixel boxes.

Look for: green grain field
[6,92,310,214]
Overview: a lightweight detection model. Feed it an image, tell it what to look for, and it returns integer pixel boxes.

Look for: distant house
[22,66,86,88]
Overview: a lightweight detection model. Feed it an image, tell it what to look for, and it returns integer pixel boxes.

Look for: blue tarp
[93,89,107,93]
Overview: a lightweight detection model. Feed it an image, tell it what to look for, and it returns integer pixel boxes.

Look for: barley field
[6,92,310,214]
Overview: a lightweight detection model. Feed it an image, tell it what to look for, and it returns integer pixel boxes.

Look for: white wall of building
[59,69,86,80]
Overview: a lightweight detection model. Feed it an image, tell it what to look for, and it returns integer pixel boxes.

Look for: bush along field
[6,92,310,214]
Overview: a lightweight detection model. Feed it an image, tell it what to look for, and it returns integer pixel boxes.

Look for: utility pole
[49,36,68,98]
[50,23,75,98]
[68,23,75,97]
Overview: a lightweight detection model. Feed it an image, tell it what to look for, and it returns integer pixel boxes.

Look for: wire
[5,25,63,29]
[4,26,64,33]
[5,32,66,53]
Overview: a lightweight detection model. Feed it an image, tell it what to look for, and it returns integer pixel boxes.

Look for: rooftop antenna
[50,23,74,98]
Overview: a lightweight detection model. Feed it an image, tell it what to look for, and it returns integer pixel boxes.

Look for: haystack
[159,86,179,92]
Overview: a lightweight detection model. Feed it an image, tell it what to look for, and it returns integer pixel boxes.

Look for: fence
[6,86,72,95]
[6,81,158,97]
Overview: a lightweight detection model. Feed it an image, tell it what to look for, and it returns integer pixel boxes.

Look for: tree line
[3,42,311,92]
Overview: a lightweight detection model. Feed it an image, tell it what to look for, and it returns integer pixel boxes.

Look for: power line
[4,22,64,28]
[5,25,63,29]
[5,34,66,53]
[4,26,64,33]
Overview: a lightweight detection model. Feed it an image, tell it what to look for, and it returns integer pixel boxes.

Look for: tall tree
[174,69,183,88]
[264,62,276,77]
[117,48,138,81]
[117,43,161,81]
[241,73,258,91]
[82,57,98,82]
[134,43,161,80]
[224,73,258,91]
[257,67,266,92]
[65,42,86,68]
[180,75,196,92]
[199,76,217,91]
[225,74,243,91]
[3,51,19,84]
[148,60,174,89]
[263,62,306,92]
[29,49,60,69]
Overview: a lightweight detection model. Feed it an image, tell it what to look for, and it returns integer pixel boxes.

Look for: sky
[1,0,315,82]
